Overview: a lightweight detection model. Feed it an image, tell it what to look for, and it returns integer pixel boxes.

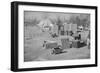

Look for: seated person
[70,31,73,36]
[51,33,58,38]
[73,32,81,40]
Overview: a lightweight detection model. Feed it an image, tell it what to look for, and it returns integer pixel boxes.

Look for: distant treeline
[24,14,90,27]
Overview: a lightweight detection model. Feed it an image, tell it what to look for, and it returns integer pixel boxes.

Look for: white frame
[18,5,95,69]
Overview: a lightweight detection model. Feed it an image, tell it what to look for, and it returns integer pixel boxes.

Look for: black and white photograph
[11,1,97,71]
[24,11,90,62]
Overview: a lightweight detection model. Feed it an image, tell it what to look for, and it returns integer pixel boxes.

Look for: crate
[46,42,58,49]
[61,38,70,49]
[72,40,78,48]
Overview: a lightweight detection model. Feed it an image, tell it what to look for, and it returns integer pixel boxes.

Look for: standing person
[86,37,90,49]
[78,34,81,40]
[43,41,47,49]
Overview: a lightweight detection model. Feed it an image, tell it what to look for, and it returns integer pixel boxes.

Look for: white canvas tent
[64,23,77,32]
[37,19,53,32]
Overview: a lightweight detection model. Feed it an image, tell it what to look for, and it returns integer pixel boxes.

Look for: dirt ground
[24,26,90,62]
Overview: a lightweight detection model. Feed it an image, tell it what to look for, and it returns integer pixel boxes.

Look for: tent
[37,19,54,32]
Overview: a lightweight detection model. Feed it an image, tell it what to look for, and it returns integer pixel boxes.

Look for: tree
[24,18,40,26]
[68,15,90,28]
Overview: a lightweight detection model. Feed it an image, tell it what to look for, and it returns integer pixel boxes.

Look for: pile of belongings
[43,40,58,49]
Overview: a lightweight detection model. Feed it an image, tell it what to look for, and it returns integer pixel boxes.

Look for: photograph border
[11,1,98,72]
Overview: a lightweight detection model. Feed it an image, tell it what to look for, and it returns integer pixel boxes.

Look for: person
[86,38,90,49]
[51,33,58,38]
[78,34,81,40]
[70,31,73,36]
[73,32,78,40]
[42,41,47,49]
